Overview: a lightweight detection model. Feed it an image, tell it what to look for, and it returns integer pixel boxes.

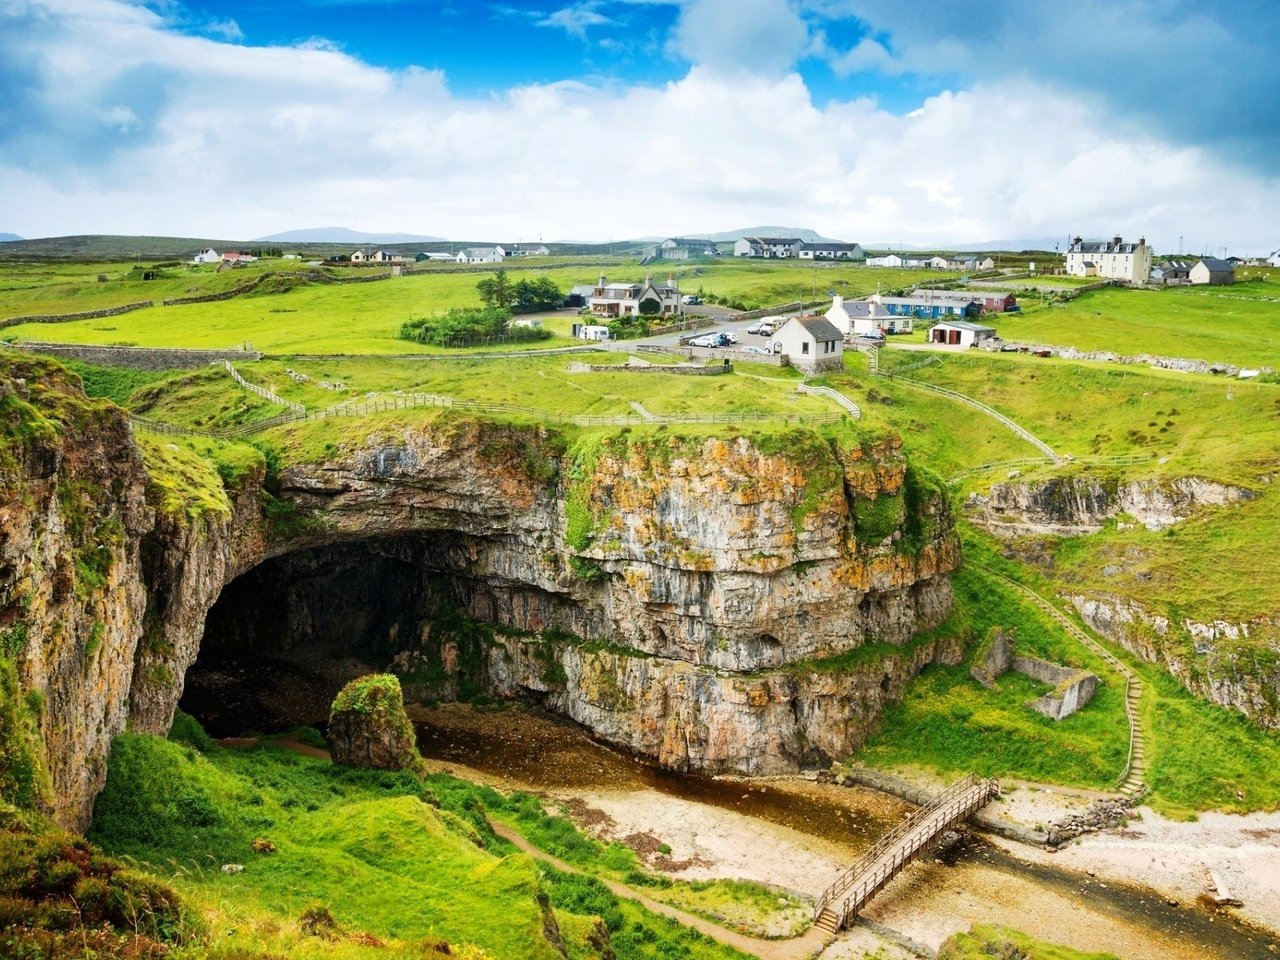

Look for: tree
[512,276,563,313]
[476,270,514,310]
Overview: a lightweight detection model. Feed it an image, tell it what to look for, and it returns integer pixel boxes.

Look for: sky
[2,0,1278,252]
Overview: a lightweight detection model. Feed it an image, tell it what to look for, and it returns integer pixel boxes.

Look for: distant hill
[0,233,23,243]
[700,226,842,243]
[253,227,445,244]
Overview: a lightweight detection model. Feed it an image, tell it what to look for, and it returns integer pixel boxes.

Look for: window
[802,342,810,355]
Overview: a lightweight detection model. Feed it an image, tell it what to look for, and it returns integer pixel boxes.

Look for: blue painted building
[873,295,980,319]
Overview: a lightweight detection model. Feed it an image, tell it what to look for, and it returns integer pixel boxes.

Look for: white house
[1268,249,1280,267]
[506,243,551,257]
[192,247,219,264]
[1189,258,1235,285]
[220,251,257,264]
[588,274,680,318]
[643,238,720,260]
[772,316,844,372]
[455,246,505,264]
[798,241,865,261]
[825,296,904,336]
[865,253,906,268]
[928,319,997,347]
[734,236,802,258]
[1065,236,1152,283]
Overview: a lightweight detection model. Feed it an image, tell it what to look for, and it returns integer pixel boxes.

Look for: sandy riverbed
[413,703,1280,959]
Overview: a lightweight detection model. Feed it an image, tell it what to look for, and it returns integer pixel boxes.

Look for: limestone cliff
[0,357,961,829]
[965,474,1254,536]
[1071,594,1279,728]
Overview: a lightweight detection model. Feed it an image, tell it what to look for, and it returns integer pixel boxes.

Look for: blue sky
[1,0,1278,250]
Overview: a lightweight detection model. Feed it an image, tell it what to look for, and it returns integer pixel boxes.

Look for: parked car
[768,340,783,354]
[740,344,770,355]
[721,331,739,345]
[688,334,720,348]
[745,321,767,335]
[681,295,702,305]
[757,317,783,335]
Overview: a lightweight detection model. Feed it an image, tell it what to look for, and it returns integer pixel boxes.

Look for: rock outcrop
[1,356,963,828]
[328,674,419,771]
[965,475,1254,536]
[1070,593,1279,728]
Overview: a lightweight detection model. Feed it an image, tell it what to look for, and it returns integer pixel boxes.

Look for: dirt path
[490,822,833,960]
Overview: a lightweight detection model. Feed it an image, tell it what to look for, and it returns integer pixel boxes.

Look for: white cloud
[537,3,614,38]
[0,0,1276,253]
[669,0,810,77]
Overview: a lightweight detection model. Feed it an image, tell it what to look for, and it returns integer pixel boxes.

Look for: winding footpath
[489,822,834,960]
[975,565,1148,796]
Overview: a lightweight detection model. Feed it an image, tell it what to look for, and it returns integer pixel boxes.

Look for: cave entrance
[181,535,461,738]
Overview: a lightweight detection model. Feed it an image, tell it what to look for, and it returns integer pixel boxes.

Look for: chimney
[832,295,844,310]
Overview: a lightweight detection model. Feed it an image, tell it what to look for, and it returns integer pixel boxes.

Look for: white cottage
[192,247,219,264]
[772,316,844,372]
[928,319,997,347]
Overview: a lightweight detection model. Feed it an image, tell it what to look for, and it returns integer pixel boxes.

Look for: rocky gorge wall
[0,355,962,829]
[965,474,1254,536]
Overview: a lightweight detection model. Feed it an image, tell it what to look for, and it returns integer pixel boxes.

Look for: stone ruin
[971,628,1099,721]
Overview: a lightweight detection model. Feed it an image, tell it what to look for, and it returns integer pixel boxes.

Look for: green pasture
[878,348,1280,477]
[86,727,761,960]
[981,281,1280,367]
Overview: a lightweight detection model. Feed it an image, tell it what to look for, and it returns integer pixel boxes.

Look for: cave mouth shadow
[181,535,454,738]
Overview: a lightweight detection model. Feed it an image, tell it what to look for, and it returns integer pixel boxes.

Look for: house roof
[793,316,843,342]
[844,300,893,319]
[1196,258,1234,271]
[933,319,996,333]
[800,241,863,251]
[459,247,501,257]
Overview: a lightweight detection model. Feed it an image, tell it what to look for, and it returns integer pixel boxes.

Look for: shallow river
[414,702,1280,960]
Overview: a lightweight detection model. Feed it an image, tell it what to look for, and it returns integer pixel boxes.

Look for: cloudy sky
[2,0,1278,252]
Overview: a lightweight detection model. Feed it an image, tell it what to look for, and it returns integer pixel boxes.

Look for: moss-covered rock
[329,674,419,771]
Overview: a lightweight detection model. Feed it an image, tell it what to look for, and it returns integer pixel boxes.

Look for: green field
[973,281,1280,368]
[76,726,762,960]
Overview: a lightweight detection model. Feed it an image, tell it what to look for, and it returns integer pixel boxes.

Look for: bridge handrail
[815,773,995,919]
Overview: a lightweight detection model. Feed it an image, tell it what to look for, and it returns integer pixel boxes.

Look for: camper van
[577,324,611,342]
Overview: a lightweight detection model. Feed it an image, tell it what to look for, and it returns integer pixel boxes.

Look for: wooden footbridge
[813,773,1000,933]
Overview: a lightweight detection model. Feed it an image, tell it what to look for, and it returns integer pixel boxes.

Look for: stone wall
[0,301,154,330]
[1013,655,1099,721]
[7,341,262,370]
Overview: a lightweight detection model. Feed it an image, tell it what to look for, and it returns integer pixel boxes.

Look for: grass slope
[89,729,758,960]
[982,281,1280,368]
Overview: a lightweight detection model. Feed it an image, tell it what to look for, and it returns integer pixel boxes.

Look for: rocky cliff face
[965,475,1254,536]
[1070,594,1279,728]
[1,358,962,828]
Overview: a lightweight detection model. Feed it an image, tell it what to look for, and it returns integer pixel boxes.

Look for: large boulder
[328,674,418,771]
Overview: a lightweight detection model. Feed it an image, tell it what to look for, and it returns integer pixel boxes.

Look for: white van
[757,316,784,335]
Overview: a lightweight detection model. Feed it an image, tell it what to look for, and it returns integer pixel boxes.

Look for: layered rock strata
[1,357,962,828]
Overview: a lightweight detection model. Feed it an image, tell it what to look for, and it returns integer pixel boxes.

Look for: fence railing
[797,382,861,419]
[134,390,848,440]
[220,361,305,413]
[887,376,1060,461]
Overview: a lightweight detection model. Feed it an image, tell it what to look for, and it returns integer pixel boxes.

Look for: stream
[413,702,1280,960]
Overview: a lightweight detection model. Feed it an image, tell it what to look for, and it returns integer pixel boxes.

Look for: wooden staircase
[813,773,1000,932]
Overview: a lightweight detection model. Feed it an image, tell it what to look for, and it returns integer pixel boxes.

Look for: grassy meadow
[972,281,1280,368]
[82,725,774,960]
